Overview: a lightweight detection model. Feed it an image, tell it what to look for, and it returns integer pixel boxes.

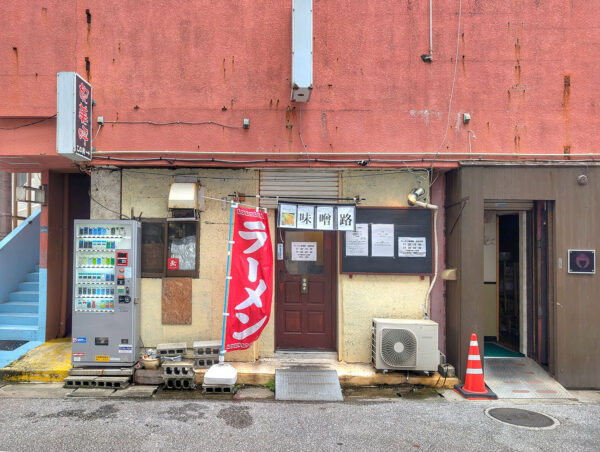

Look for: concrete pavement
[0,386,599,451]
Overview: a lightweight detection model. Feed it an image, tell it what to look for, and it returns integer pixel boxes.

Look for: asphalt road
[1,393,599,451]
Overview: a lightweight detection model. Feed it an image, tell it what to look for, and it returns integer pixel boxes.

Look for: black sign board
[568,249,595,274]
[341,207,433,275]
[75,74,92,160]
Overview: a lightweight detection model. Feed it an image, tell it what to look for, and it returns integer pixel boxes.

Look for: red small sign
[168,258,179,270]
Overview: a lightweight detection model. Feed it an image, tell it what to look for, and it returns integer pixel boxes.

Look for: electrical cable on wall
[429,0,463,181]
[102,119,243,129]
[89,193,130,219]
[0,114,57,130]
[95,167,430,183]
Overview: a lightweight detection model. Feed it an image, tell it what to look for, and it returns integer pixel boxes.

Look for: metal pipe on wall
[93,150,600,158]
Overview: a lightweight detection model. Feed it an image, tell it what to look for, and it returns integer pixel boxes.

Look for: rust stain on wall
[562,75,571,108]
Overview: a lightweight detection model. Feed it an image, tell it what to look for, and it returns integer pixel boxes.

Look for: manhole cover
[485,408,559,430]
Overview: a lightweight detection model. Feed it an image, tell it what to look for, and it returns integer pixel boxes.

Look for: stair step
[26,272,40,282]
[8,291,39,302]
[0,302,39,314]
[0,313,39,325]
[0,325,39,341]
[18,281,39,291]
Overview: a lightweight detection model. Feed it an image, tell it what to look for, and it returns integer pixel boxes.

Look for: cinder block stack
[156,342,187,360]
[193,340,221,368]
[162,360,196,390]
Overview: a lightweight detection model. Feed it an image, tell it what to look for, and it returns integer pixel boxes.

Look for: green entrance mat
[484,342,524,358]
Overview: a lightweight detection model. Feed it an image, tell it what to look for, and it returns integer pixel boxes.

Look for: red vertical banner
[224,206,273,351]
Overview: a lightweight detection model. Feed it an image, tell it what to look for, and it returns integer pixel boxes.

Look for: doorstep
[0,340,459,389]
[194,358,459,389]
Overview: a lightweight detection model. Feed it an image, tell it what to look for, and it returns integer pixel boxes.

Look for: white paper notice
[371,224,394,257]
[291,242,317,261]
[345,223,369,256]
[398,237,427,257]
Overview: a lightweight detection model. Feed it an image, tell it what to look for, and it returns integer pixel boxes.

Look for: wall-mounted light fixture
[407,186,439,320]
[407,187,426,207]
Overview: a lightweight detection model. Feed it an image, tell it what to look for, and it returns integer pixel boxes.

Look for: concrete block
[63,376,97,389]
[67,388,116,397]
[94,376,131,389]
[135,368,164,385]
[0,383,72,398]
[202,383,234,394]
[109,385,158,398]
[193,340,221,356]
[164,377,196,390]
[193,357,219,368]
[68,367,135,377]
[156,342,187,357]
[163,360,194,377]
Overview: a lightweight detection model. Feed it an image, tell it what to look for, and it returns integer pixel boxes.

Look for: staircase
[0,264,41,341]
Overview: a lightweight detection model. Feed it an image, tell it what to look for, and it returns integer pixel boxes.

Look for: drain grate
[275,368,343,401]
[485,408,559,429]
[0,340,28,351]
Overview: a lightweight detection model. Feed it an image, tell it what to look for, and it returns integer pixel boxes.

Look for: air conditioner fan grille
[380,327,417,367]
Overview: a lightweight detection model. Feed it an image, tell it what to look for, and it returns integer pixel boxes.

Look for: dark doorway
[45,172,89,340]
[498,214,520,352]
[275,229,337,350]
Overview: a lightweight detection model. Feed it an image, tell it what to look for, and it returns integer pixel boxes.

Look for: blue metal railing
[0,209,41,303]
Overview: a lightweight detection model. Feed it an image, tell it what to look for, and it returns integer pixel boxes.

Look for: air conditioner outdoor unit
[372,318,440,371]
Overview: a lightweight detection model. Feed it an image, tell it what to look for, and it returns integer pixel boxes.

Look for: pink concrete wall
[2,1,600,170]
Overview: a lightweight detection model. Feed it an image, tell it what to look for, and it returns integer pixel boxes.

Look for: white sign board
[371,224,394,257]
[316,205,334,230]
[57,72,92,162]
[345,224,369,256]
[398,237,427,257]
[337,206,356,231]
[291,242,317,261]
[279,203,297,228]
[296,205,315,229]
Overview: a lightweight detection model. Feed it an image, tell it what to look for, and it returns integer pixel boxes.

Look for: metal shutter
[259,170,340,208]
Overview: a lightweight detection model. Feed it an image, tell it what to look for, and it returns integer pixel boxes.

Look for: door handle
[300,276,309,294]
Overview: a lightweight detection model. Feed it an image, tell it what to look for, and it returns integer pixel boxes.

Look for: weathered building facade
[2,1,600,387]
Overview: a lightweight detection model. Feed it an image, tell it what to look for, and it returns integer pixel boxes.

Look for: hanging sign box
[278,203,355,231]
[57,72,93,162]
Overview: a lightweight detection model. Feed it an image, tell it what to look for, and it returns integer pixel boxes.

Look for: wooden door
[275,230,336,350]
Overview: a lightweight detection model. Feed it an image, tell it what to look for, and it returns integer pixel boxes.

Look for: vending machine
[72,220,141,367]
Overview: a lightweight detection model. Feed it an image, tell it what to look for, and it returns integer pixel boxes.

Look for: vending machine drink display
[72,220,141,367]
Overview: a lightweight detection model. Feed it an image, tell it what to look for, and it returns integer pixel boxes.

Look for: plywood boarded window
[162,278,192,324]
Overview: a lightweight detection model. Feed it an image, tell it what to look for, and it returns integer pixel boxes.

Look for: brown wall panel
[448,165,600,388]
[45,172,64,340]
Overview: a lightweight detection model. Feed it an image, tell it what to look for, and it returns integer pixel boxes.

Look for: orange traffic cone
[454,333,497,399]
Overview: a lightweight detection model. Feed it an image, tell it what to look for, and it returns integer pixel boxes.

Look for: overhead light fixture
[407,187,425,206]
